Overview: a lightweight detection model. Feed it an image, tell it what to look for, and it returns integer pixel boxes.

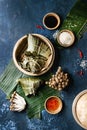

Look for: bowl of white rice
[57,29,75,47]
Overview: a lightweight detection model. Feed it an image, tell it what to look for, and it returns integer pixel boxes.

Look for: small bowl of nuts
[45,66,69,91]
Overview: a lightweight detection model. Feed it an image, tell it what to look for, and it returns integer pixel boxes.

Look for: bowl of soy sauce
[43,12,60,30]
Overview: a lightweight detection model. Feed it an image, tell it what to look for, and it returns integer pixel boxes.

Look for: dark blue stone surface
[0,0,87,130]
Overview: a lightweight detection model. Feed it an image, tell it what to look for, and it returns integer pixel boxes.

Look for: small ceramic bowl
[57,29,75,47]
[13,34,55,76]
[72,90,87,129]
[44,96,63,114]
[43,12,60,30]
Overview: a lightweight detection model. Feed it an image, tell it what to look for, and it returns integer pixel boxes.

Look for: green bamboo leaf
[0,60,23,97]
[16,84,59,119]
[0,59,59,119]
[61,0,87,39]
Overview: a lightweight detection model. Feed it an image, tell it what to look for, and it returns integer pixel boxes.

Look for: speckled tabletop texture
[0,0,87,130]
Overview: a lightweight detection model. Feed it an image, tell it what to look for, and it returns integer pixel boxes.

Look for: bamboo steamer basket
[72,90,87,129]
[13,34,55,76]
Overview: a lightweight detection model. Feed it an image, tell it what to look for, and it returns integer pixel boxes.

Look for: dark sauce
[44,16,58,28]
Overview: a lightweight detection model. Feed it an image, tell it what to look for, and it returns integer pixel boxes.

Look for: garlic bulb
[10,91,26,112]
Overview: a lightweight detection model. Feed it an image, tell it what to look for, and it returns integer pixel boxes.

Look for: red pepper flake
[36,25,44,29]
[78,49,83,58]
[77,70,84,76]
[46,97,59,111]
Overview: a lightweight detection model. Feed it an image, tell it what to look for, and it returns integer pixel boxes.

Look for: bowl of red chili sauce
[44,96,63,114]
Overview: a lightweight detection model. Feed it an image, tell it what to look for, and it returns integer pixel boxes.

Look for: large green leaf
[61,0,87,39]
[0,60,59,118]
[16,85,59,119]
[0,60,23,97]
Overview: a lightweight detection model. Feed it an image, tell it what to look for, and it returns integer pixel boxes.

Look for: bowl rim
[57,29,75,47]
[43,12,60,30]
[44,96,63,114]
[13,34,55,76]
[72,89,87,129]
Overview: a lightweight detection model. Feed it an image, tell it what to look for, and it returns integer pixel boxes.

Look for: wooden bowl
[13,34,55,76]
[44,96,63,114]
[72,90,87,129]
[57,29,75,47]
[43,12,60,30]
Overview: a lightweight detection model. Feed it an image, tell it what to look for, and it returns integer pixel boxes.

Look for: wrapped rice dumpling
[27,57,42,73]
[26,34,40,54]
[17,77,43,96]
[38,42,51,59]
[19,34,51,74]
[19,55,47,73]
